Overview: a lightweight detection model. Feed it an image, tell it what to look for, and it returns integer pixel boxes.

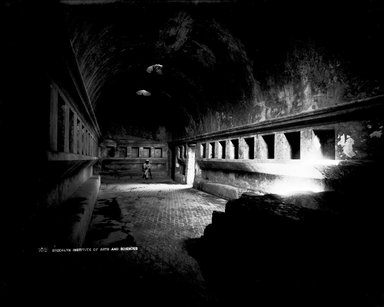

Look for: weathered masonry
[40,30,102,247]
[172,96,384,199]
[46,84,100,208]
[0,3,102,248]
[49,85,98,160]
[99,137,169,179]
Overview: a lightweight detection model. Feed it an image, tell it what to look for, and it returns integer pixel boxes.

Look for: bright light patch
[260,132,340,196]
[308,133,323,160]
[269,178,325,196]
[136,89,151,96]
[254,160,339,180]
[146,64,163,75]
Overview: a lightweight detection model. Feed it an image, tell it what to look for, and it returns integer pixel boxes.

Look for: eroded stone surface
[84,181,226,305]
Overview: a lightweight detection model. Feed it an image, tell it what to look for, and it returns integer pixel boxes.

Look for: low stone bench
[194,179,242,199]
[63,175,100,247]
[36,175,101,248]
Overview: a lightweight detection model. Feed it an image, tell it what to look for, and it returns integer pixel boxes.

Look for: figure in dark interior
[142,159,152,180]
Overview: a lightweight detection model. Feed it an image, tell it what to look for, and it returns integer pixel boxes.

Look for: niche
[313,129,335,159]
[244,137,255,159]
[262,134,275,159]
[230,139,239,159]
[284,131,301,159]
[219,141,226,159]
[106,146,115,158]
[131,147,139,158]
[118,146,127,158]
[209,142,216,158]
[201,143,207,158]
[143,147,151,158]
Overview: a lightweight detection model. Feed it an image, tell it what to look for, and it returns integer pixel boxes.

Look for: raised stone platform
[64,175,101,247]
[30,175,101,248]
[194,178,242,199]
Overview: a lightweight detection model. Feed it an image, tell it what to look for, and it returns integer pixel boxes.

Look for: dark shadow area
[4,251,216,305]
[285,131,301,159]
[262,134,275,159]
[84,197,136,247]
[23,196,88,249]
[185,188,384,307]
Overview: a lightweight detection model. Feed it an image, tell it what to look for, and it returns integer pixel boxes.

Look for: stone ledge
[43,175,101,248]
[66,175,101,247]
[194,179,242,200]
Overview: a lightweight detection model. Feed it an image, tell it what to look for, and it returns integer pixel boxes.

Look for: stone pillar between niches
[239,138,247,159]
[301,128,315,160]
[87,132,90,156]
[214,141,220,159]
[225,140,231,159]
[83,129,87,156]
[255,135,264,159]
[85,130,88,156]
[86,131,89,156]
[85,129,88,156]
[80,125,84,156]
[64,104,70,153]
[70,110,76,154]
[49,86,58,152]
[91,134,94,156]
[88,132,91,156]
[79,123,84,156]
[90,136,93,156]
[84,131,87,156]
[275,132,288,160]
[208,142,213,159]
[76,118,80,155]
[186,143,196,185]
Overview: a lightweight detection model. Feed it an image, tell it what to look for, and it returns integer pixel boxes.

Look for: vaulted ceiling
[60,0,384,139]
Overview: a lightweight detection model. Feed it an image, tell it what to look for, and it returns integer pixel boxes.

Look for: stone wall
[0,2,101,253]
[44,81,100,207]
[99,137,169,179]
[173,96,384,198]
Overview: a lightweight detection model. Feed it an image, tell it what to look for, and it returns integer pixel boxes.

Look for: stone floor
[83,178,227,306]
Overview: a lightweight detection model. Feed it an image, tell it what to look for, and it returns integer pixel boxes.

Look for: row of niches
[177,144,188,160]
[103,146,164,159]
[51,88,97,157]
[198,129,336,161]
